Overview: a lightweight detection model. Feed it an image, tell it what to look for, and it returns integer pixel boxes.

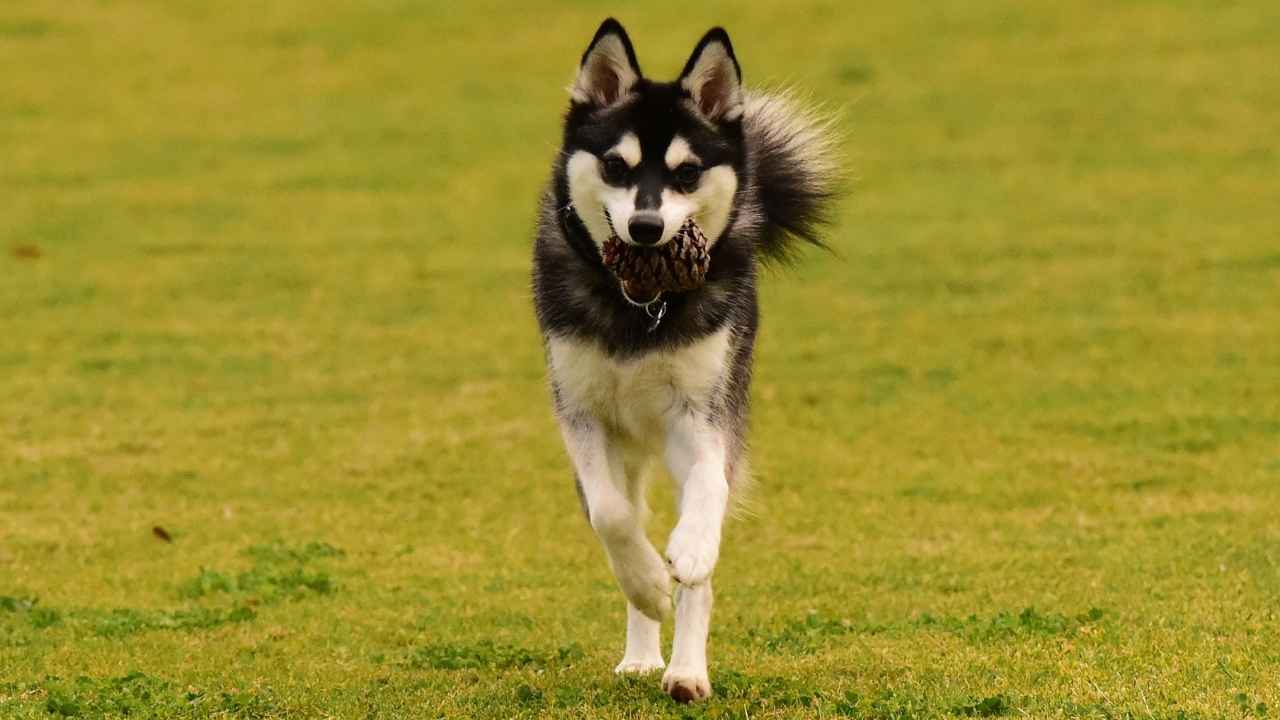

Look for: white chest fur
[548,329,732,442]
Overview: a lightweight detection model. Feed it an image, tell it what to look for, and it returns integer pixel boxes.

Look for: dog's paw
[664,521,718,586]
[615,657,665,675]
[662,666,712,703]
[616,555,673,620]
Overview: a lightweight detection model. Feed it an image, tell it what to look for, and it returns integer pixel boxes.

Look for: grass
[2,0,1279,717]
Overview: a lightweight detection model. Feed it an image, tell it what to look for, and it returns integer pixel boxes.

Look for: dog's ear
[679,28,743,122]
[571,19,641,107]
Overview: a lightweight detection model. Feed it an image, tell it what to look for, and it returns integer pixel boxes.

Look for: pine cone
[602,218,710,300]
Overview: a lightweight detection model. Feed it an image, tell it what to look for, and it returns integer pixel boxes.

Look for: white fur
[610,132,642,168]
[616,602,665,674]
[663,412,728,586]
[567,150,640,245]
[664,135,700,169]
[658,165,737,247]
[663,582,714,701]
[549,328,731,439]
[549,330,733,684]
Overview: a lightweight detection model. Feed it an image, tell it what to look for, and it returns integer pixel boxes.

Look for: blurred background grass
[2,1,1279,718]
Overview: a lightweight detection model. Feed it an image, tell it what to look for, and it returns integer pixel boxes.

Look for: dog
[531,18,839,702]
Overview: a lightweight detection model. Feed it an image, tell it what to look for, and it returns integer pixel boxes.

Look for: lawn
[2,1,1279,718]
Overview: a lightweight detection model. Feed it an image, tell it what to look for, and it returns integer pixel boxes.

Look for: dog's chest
[549,329,731,438]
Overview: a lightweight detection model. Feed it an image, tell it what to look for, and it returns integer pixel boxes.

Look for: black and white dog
[532,19,839,702]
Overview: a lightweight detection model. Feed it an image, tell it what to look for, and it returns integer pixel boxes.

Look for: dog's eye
[673,163,702,191]
[601,156,629,183]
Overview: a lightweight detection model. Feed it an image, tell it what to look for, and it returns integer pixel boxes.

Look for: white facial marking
[656,165,738,246]
[665,136,701,169]
[607,186,639,244]
[567,149,638,246]
[609,132,642,168]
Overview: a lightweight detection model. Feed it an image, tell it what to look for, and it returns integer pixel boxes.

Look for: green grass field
[3,1,1280,717]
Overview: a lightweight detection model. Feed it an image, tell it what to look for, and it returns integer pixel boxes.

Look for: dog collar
[618,283,668,333]
[561,201,668,333]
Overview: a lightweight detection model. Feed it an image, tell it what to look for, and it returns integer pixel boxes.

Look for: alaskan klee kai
[532,18,839,702]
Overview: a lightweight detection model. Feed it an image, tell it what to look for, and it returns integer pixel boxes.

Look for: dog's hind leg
[615,601,664,674]
[661,414,729,701]
[560,414,672,670]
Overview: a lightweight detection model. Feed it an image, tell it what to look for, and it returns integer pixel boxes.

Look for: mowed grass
[2,1,1279,717]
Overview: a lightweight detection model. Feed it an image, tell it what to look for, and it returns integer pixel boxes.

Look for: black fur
[748,105,838,262]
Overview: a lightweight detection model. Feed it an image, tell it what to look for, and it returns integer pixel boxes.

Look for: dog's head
[561,19,745,251]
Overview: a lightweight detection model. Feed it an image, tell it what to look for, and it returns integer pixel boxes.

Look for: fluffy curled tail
[740,90,842,262]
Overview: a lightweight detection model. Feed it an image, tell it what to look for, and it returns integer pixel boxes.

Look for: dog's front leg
[663,414,728,587]
[661,414,728,701]
[558,413,671,673]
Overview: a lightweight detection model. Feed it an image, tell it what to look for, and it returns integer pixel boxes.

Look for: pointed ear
[570,19,642,107]
[679,28,743,122]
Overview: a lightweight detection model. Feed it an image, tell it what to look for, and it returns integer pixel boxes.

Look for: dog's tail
[739,89,843,262]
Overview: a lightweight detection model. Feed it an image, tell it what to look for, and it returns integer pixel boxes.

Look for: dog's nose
[628,215,664,246]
